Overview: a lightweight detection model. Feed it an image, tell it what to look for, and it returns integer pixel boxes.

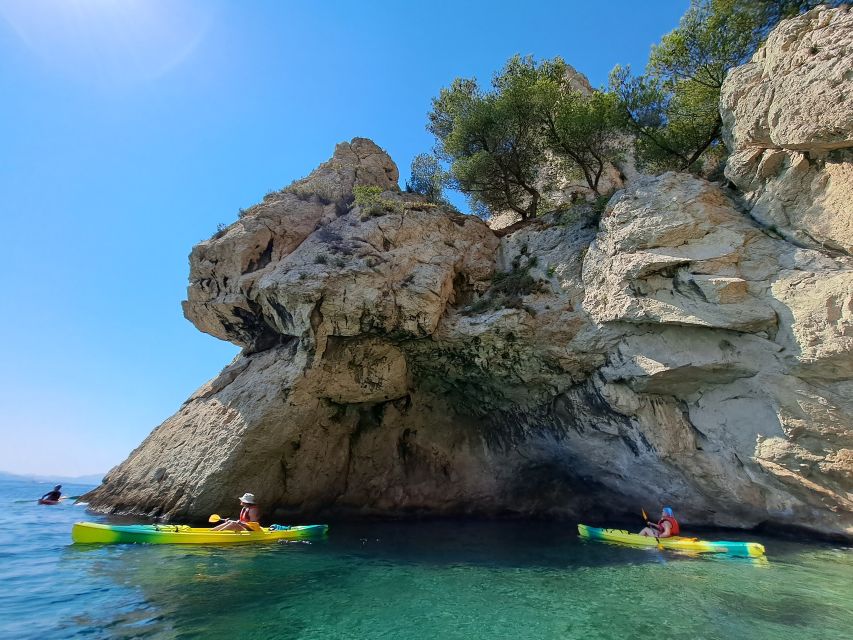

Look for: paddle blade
[642,508,648,522]
[208,514,222,523]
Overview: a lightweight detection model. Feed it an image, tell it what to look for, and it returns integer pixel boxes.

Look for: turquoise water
[1,479,851,639]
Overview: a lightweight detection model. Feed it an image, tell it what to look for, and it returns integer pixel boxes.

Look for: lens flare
[0,0,213,85]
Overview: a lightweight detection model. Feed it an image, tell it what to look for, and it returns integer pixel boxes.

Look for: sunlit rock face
[721,5,853,254]
[85,11,853,540]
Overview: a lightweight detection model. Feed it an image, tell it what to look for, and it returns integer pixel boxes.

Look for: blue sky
[0,0,687,477]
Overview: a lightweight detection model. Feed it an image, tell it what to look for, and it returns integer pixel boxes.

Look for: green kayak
[72,522,328,545]
[578,524,766,556]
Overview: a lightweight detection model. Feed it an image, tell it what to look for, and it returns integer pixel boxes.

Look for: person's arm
[658,521,673,538]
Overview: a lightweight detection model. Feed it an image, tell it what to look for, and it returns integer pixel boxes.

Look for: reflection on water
[2,480,852,640]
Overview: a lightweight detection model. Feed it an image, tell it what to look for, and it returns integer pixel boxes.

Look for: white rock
[721,6,853,253]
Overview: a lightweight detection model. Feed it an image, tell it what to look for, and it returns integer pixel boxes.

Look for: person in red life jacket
[639,506,680,538]
[211,493,261,531]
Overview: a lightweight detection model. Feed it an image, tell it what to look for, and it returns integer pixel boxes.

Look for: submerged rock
[85,13,853,540]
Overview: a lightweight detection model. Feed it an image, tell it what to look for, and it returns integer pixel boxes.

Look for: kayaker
[40,485,62,502]
[211,493,261,531]
[639,506,680,538]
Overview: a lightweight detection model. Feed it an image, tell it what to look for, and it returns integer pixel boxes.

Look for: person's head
[662,506,674,518]
[238,492,256,506]
[54,485,62,491]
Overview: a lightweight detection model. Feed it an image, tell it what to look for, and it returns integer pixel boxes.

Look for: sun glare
[0,0,212,85]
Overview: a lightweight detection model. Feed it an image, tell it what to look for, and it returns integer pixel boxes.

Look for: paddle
[207,513,260,531]
[18,494,83,504]
[642,508,661,532]
[642,507,664,546]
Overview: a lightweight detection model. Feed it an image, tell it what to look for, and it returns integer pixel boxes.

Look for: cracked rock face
[85,13,853,538]
[721,5,853,253]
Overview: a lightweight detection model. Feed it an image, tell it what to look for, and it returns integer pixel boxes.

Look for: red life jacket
[658,515,680,536]
[239,506,257,523]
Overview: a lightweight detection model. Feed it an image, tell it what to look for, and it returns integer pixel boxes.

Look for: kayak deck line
[71,521,329,545]
[577,524,766,557]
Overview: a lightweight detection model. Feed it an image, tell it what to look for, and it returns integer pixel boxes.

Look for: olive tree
[428,74,544,220]
[406,154,447,203]
[429,56,627,218]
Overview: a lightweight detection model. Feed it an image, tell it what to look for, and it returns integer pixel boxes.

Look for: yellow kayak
[578,524,765,556]
[72,521,328,545]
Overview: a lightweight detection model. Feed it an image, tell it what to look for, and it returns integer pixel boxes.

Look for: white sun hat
[238,492,256,504]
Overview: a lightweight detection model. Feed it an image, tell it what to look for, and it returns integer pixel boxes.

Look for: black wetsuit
[41,490,61,501]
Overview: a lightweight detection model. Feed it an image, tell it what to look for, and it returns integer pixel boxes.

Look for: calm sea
[1,478,851,639]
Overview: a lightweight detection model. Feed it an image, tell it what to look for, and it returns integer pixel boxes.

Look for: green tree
[428,72,544,220]
[429,56,627,219]
[545,90,626,195]
[498,56,626,196]
[405,154,447,203]
[610,64,724,173]
[543,89,625,193]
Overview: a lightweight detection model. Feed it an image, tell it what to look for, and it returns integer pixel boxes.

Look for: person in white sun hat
[211,492,261,531]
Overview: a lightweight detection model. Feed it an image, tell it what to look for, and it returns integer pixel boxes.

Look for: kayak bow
[72,522,328,545]
[578,524,765,557]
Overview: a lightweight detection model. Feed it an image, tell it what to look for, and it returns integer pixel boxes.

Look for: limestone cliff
[85,9,853,539]
[721,4,853,253]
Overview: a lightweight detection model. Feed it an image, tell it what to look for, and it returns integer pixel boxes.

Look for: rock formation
[85,9,853,540]
[721,4,853,253]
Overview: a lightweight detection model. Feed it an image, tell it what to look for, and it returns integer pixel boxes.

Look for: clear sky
[0,0,687,477]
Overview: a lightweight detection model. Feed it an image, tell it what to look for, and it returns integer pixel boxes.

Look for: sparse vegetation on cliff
[353,185,404,219]
[463,255,543,316]
[557,194,610,228]
[210,223,228,240]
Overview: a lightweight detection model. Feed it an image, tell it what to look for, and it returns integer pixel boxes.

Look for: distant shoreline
[0,471,104,485]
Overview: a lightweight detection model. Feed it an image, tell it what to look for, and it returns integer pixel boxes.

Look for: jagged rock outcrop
[721,5,853,253]
[85,14,853,539]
